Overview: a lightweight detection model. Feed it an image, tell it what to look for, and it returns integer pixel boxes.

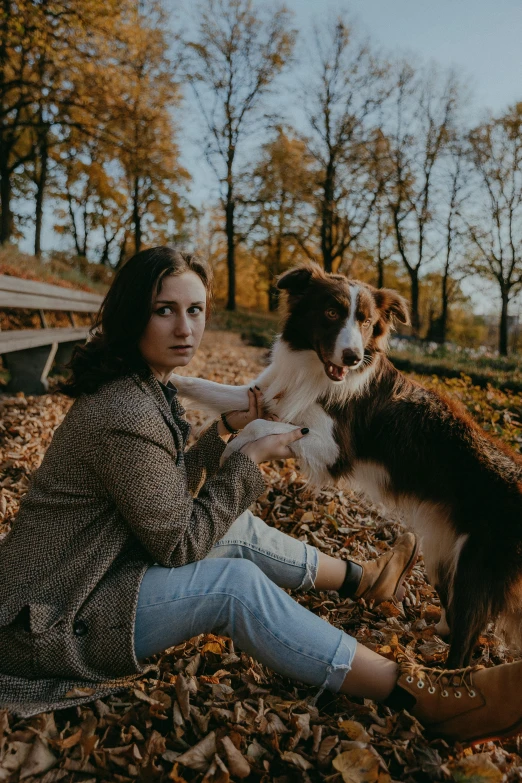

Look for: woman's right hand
[239,427,309,464]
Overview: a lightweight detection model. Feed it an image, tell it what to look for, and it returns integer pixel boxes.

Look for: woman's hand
[220,386,264,434]
[239,427,309,464]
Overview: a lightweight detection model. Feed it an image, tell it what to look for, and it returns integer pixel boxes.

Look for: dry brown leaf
[450,754,504,783]
[280,750,313,770]
[53,728,82,750]
[339,720,371,742]
[0,741,32,778]
[19,737,57,779]
[220,736,250,778]
[317,734,339,764]
[176,732,217,772]
[185,654,201,676]
[202,753,229,783]
[201,642,223,656]
[332,748,390,783]
[265,712,290,735]
[64,687,95,698]
[169,762,189,782]
[175,673,192,719]
[377,601,401,618]
[246,739,265,762]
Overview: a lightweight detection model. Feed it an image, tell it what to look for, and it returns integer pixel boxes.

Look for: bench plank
[0,275,103,311]
[0,327,89,354]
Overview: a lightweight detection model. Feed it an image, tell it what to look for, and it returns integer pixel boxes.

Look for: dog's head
[276,263,409,382]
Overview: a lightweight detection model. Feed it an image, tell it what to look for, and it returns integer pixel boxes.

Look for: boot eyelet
[406,676,414,683]
[428,686,436,694]
[454,690,462,698]
[469,690,476,698]
[417,680,425,689]
[441,689,449,698]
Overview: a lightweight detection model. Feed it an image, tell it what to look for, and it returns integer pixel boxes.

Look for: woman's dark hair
[60,246,213,397]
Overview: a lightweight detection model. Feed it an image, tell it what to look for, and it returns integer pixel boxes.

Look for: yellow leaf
[332,748,390,783]
[201,641,224,655]
[339,721,371,742]
[300,511,315,523]
[450,754,504,783]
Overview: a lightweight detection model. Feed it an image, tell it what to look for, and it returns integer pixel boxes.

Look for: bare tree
[303,19,390,274]
[187,0,295,310]
[431,141,472,344]
[468,103,522,355]
[386,63,461,335]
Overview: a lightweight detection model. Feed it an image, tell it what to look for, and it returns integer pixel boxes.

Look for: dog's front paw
[220,419,297,465]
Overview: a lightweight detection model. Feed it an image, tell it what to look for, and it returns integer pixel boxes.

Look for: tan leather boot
[352,531,419,604]
[393,658,522,744]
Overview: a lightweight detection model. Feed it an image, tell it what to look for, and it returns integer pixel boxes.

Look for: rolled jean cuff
[297,543,319,591]
[321,632,357,692]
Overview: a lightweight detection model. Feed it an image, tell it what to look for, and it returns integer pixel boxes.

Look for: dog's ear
[276,264,322,296]
[373,288,410,326]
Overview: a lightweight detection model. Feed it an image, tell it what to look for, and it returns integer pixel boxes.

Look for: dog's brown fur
[278,264,522,667]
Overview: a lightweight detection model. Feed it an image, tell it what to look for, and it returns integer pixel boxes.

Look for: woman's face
[139,271,207,381]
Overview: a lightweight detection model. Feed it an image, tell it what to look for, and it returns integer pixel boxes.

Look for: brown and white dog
[174,263,522,667]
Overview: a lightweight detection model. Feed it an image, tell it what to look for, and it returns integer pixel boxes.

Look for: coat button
[73,619,88,636]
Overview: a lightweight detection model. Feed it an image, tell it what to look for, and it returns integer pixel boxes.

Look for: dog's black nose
[342,349,361,367]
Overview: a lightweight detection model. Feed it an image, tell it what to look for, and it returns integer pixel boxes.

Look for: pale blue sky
[314,0,522,115]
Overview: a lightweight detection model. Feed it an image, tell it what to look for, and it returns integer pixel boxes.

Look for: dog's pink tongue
[327,362,348,381]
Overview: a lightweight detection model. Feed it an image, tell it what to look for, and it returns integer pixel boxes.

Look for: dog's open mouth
[323,360,349,382]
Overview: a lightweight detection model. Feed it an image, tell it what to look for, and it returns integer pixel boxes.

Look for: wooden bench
[0,275,104,394]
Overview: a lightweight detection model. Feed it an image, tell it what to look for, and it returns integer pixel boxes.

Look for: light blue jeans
[134,510,357,693]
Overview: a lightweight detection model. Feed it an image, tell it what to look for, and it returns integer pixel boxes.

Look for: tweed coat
[0,370,265,718]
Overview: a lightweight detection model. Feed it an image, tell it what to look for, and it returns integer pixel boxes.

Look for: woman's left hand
[223,386,264,432]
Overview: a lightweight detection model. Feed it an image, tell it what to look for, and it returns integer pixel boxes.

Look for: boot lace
[399,657,483,699]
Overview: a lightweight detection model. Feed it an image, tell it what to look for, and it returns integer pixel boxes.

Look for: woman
[0,246,521,745]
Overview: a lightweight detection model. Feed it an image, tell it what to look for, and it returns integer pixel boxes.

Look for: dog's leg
[174,376,251,415]
[446,537,496,667]
[220,412,340,486]
[221,420,299,464]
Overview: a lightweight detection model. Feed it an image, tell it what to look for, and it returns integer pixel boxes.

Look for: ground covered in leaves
[1,331,522,782]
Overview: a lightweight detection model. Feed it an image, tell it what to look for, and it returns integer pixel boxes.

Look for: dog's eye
[363,318,372,328]
[325,308,339,320]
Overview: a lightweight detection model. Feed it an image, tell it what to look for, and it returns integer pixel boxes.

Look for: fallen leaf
[339,720,371,742]
[317,734,338,764]
[65,687,95,698]
[280,751,312,770]
[176,732,217,772]
[220,736,250,778]
[333,748,390,783]
[20,737,57,779]
[450,754,504,783]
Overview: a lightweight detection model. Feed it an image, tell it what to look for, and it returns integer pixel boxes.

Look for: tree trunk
[409,268,420,336]
[225,184,236,311]
[499,288,509,356]
[116,231,128,268]
[0,158,13,244]
[320,159,335,273]
[133,177,141,254]
[268,285,280,311]
[439,267,449,345]
[34,135,49,257]
[377,257,384,289]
